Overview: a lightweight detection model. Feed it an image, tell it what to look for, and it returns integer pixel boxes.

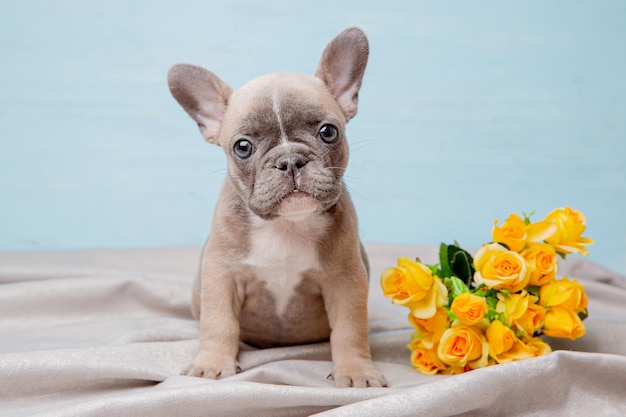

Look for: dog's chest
[244,215,329,315]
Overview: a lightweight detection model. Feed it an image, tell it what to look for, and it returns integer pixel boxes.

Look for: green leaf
[486,307,505,324]
[522,210,536,226]
[578,309,588,321]
[485,292,505,324]
[473,284,487,297]
[486,295,498,310]
[449,276,470,298]
[448,310,457,321]
[428,263,440,276]
[527,285,540,297]
[514,329,527,339]
[439,243,452,278]
[447,245,475,286]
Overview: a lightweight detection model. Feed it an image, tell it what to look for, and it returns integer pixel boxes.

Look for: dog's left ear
[315,27,369,121]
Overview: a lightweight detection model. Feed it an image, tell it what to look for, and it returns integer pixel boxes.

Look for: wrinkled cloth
[0,243,625,417]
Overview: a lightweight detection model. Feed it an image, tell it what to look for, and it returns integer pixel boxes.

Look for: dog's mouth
[277,189,320,221]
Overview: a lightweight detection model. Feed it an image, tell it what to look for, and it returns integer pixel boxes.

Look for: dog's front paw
[330,361,387,388]
[183,349,240,379]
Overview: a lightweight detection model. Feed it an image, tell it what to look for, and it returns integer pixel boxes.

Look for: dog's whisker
[343,183,363,198]
[349,140,375,152]
[207,168,228,176]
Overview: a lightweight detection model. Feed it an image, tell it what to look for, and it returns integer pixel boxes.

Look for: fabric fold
[0,244,624,416]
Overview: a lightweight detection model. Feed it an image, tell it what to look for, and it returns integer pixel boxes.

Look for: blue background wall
[1,1,625,273]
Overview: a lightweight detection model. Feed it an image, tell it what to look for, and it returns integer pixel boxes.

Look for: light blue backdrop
[1,1,625,273]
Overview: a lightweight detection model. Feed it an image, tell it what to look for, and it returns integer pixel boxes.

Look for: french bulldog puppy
[168,27,386,388]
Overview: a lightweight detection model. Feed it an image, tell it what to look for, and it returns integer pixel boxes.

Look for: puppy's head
[168,28,369,221]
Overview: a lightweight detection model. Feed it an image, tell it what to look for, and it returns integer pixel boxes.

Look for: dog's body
[168,28,386,388]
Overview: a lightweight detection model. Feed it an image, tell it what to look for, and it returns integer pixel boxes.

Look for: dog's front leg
[185,262,243,379]
[322,266,387,388]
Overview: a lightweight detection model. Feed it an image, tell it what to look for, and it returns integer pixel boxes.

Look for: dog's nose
[275,154,308,176]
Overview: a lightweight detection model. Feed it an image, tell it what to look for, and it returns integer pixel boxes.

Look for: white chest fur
[244,214,330,316]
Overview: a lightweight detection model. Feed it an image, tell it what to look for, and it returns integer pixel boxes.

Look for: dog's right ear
[168,64,233,145]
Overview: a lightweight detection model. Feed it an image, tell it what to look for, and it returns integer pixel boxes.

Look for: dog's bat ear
[315,27,369,121]
[168,64,233,145]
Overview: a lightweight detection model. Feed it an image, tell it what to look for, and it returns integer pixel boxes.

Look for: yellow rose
[409,307,450,335]
[437,324,489,371]
[492,214,557,252]
[496,291,530,324]
[544,207,594,256]
[525,337,552,356]
[496,291,545,336]
[514,302,546,337]
[539,276,588,314]
[486,321,552,363]
[485,320,515,357]
[473,243,530,292]
[492,214,527,252]
[526,219,558,245]
[486,320,536,363]
[521,243,558,286]
[381,257,448,318]
[409,331,450,375]
[451,293,488,326]
[543,307,586,340]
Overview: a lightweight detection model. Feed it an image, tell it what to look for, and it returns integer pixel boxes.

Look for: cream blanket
[1,243,625,416]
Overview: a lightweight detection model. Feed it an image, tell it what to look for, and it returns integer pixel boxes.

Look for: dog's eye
[318,124,338,144]
[233,139,254,159]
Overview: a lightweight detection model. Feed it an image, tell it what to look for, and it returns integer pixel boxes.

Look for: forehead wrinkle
[272,89,289,144]
[275,92,336,135]
[224,73,344,144]
[235,99,280,138]
[235,95,329,141]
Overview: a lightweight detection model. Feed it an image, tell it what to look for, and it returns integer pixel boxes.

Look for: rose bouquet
[381,207,594,374]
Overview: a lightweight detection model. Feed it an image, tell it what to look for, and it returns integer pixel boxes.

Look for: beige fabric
[0,243,625,416]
